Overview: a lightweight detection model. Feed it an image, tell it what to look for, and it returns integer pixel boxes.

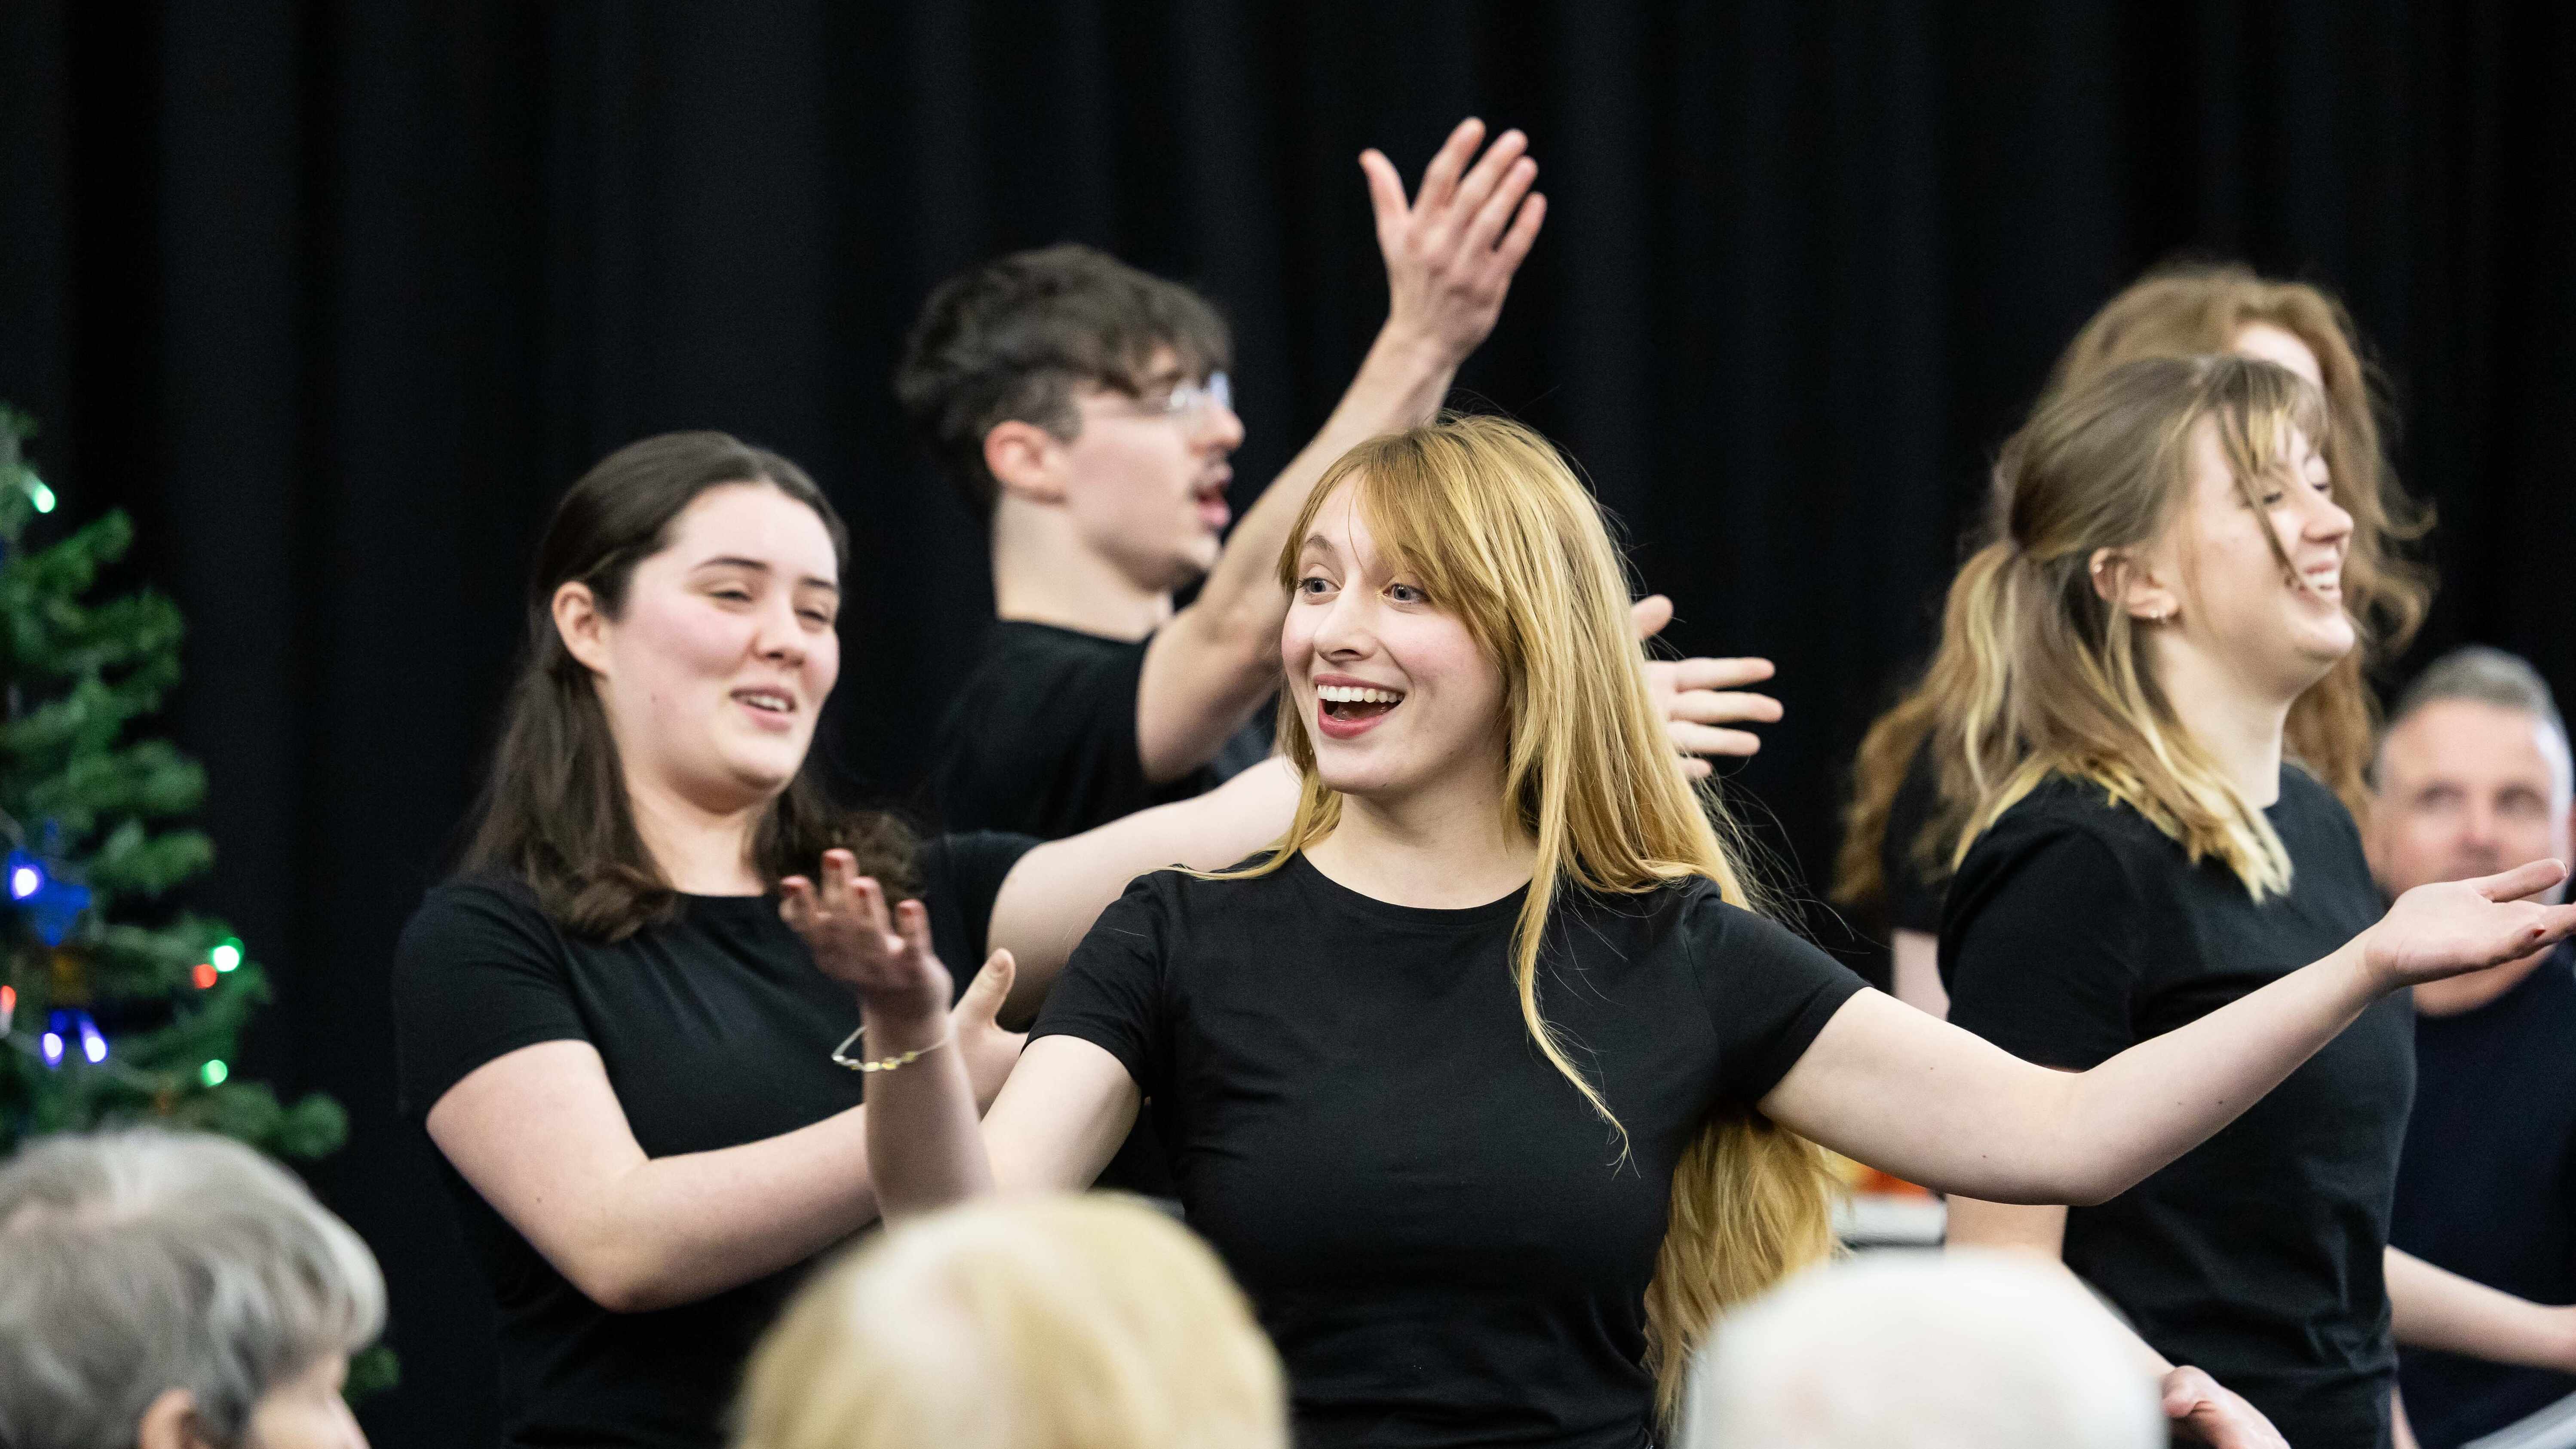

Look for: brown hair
[1837,262,2431,908]
[1868,356,2348,900]
[1217,415,1837,1422]
[894,243,1233,519]
[461,431,916,939]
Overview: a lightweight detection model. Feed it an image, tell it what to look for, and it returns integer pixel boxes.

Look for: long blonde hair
[1837,262,2429,908]
[1225,413,1838,1420]
[1892,356,2339,898]
[732,1194,1287,1449]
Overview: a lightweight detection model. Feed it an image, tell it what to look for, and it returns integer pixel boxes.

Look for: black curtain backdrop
[4,4,2572,1443]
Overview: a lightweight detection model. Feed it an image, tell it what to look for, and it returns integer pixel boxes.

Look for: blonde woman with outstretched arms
[793,414,2576,1449]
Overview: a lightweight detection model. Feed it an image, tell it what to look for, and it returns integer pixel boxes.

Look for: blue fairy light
[4,849,92,946]
[38,1008,104,1070]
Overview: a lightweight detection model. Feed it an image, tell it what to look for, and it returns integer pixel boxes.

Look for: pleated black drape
[3,4,2570,1443]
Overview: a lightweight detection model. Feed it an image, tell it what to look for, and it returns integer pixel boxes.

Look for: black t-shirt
[930,619,1270,839]
[1032,853,1868,1449]
[1941,767,2410,1449]
[389,832,1037,1449]
[2392,946,2576,1449]
[1880,737,1947,935]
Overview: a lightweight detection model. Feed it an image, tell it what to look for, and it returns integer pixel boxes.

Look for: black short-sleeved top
[1032,854,1868,1449]
[1941,768,2410,1449]
[2392,946,2576,1449]
[389,832,1037,1449]
[929,619,1270,839]
[1880,738,1947,935]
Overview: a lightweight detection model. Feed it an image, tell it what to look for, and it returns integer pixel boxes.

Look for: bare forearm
[859,1001,994,1220]
[2388,1246,2576,1369]
[584,1109,883,1311]
[2043,942,2379,1203]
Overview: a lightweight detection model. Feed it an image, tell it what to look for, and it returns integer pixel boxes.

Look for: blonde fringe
[1212,415,1836,1426]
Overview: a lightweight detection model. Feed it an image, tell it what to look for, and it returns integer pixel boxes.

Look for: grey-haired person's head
[0,1128,384,1449]
[2378,645,2573,800]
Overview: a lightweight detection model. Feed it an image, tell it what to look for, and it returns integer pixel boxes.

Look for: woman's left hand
[2361,859,2576,991]
[782,849,951,1025]
[1632,594,1782,778]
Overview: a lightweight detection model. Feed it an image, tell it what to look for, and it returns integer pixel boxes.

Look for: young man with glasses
[897,119,1548,839]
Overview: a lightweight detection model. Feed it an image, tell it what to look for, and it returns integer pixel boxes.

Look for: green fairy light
[201,1059,229,1087]
[24,474,53,514]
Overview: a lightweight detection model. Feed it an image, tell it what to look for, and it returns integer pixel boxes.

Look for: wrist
[1367,317,1466,380]
[858,994,949,1052]
[2341,931,2398,1000]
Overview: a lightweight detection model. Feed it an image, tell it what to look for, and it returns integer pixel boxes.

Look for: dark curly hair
[894,243,1231,520]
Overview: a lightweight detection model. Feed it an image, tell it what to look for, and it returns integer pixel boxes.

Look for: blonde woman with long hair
[1921,355,2576,1449]
[797,414,2571,1449]
[733,1194,1285,1449]
[1837,261,2429,1017]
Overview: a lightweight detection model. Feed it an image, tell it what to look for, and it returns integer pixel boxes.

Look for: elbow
[2045,1142,2135,1208]
[560,1243,690,1316]
[2057,1170,2125,1210]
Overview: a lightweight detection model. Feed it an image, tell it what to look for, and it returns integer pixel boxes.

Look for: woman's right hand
[2162,1366,2288,1449]
[782,849,950,1027]
[2361,858,2576,992]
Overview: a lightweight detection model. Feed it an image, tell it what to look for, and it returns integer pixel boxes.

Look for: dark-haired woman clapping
[390,431,1297,1449]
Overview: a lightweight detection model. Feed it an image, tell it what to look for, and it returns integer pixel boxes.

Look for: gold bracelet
[831,1022,954,1074]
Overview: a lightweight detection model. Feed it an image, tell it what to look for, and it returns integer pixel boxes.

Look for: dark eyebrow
[694,556,840,594]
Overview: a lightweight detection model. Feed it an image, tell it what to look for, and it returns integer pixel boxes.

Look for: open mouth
[1316,682,1405,735]
[1193,480,1233,532]
[734,687,797,718]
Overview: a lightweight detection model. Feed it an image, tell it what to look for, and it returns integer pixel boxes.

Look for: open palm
[2364,858,2576,989]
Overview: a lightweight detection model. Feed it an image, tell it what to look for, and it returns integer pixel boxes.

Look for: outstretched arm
[1762,861,2576,1206]
[1138,117,1546,782]
[985,757,1301,1021]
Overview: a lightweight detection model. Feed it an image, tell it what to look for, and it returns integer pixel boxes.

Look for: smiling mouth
[1317,683,1405,724]
[734,688,797,716]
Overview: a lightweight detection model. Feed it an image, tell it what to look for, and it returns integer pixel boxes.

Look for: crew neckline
[1285,851,1531,929]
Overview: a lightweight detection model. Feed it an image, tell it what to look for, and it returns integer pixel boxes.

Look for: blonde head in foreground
[1689,1251,2161,1449]
[732,1194,1286,1449]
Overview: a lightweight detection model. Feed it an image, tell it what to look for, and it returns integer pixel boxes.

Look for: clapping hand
[2362,858,2576,991]
[782,849,949,1017]
[783,850,1028,1107]
[1360,117,1547,366]
[1631,594,1784,780]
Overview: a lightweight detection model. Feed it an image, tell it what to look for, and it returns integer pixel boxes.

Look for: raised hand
[1359,117,1547,366]
[2162,1366,2289,1449]
[2362,858,2576,990]
[1631,594,1782,779]
[781,848,950,1021]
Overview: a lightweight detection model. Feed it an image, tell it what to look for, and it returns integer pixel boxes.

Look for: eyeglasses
[1097,371,1233,425]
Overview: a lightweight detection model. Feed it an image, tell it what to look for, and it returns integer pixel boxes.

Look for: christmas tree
[0,408,400,1381]
[0,403,347,1163]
